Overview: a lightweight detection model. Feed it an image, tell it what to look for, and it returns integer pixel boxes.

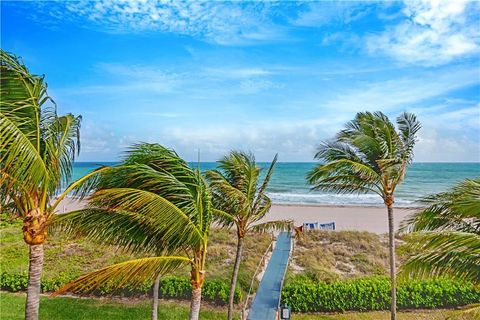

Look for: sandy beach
[265,204,414,234]
[57,198,415,234]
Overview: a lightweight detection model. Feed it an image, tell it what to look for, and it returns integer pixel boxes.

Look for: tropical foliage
[307,111,421,320]
[282,276,480,313]
[52,144,215,320]
[401,178,480,283]
[0,49,93,320]
[206,151,292,320]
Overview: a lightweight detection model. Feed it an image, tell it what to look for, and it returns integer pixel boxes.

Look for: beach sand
[263,204,414,234]
[56,198,415,234]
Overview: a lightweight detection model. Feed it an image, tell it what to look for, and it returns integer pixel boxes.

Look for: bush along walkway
[2,271,479,314]
[281,276,480,313]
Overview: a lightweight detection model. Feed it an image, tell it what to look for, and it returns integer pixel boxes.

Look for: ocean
[71,162,480,207]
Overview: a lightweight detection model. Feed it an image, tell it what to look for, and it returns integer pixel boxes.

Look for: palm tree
[307,111,421,320]
[0,50,100,320]
[52,144,214,320]
[401,178,480,283]
[206,151,292,320]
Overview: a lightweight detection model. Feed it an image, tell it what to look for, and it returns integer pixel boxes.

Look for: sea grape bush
[3,272,477,311]
[281,276,480,312]
[0,273,241,304]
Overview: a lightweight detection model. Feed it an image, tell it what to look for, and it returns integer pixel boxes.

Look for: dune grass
[288,230,394,282]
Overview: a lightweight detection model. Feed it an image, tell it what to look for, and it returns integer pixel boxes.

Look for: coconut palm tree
[401,178,480,283]
[52,144,214,320]
[307,111,421,320]
[0,50,101,320]
[205,151,292,320]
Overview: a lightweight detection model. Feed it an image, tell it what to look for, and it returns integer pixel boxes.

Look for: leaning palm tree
[206,151,292,320]
[0,50,100,320]
[52,144,214,320]
[307,111,421,320]
[401,178,480,283]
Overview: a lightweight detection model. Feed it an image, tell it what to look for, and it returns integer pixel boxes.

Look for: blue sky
[2,0,479,162]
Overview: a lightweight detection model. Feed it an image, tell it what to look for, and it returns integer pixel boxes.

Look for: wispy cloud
[20,0,289,45]
[293,1,375,27]
[57,62,184,95]
[321,67,479,112]
[366,0,480,66]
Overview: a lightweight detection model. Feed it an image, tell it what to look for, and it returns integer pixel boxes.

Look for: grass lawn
[0,292,235,320]
[2,292,476,320]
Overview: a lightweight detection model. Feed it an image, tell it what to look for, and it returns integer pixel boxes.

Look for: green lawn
[0,292,235,320]
[2,292,477,320]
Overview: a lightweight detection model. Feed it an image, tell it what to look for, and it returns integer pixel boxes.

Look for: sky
[2,0,480,162]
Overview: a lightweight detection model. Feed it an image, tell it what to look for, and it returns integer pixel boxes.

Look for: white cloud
[293,1,374,27]
[321,67,479,112]
[367,0,480,66]
[26,0,286,45]
[58,62,184,95]
[202,67,272,79]
[239,79,284,94]
[414,105,480,162]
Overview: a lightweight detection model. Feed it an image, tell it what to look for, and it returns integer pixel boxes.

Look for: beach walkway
[248,231,292,320]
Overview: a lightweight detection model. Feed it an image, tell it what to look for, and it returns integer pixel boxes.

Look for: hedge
[281,276,480,312]
[0,273,241,304]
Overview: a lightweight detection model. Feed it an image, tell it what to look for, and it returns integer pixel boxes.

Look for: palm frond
[212,208,236,229]
[396,112,421,164]
[249,220,293,234]
[310,111,420,200]
[52,256,190,296]
[402,178,480,233]
[400,231,480,283]
[308,160,383,196]
[52,207,181,256]
[44,114,82,189]
[0,49,82,214]
[87,187,205,247]
[253,154,277,214]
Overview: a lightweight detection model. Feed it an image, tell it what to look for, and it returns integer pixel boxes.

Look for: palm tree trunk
[387,205,397,320]
[151,274,161,320]
[25,244,44,320]
[228,236,245,320]
[189,287,202,320]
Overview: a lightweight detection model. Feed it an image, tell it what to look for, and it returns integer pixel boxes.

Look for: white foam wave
[267,191,417,207]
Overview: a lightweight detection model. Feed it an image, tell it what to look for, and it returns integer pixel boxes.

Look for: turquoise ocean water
[71,162,480,207]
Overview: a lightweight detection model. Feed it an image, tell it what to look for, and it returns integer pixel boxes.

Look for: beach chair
[303,222,319,231]
[319,222,336,230]
[302,222,336,231]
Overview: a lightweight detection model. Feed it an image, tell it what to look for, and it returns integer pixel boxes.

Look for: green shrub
[159,276,241,304]
[281,276,480,312]
[0,272,241,304]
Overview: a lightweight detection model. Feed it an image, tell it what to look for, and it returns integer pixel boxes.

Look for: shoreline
[61,196,420,210]
[270,202,420,209]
